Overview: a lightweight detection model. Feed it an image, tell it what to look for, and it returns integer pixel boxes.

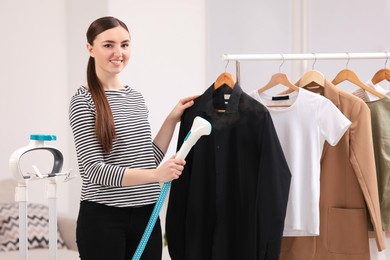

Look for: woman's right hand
[154,155,186,183]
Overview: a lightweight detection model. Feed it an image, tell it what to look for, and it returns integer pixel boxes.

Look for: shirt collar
[197,83,243,116]
[323,79,342,108]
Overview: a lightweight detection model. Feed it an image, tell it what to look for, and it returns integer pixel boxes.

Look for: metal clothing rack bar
[222,52,390,84]
[223,52,390,62]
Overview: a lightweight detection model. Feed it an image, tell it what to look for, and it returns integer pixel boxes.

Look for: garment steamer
[9,134,75,260]
[132,116,212,260]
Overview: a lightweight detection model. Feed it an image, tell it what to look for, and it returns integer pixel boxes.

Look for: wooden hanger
[332,68,385,99]
[261,54,299,97]
[372,54,390,85]
[298,70,325,88]
[371,68,390,85]
[298,54,325,88]
[258,73,299,108]
[214,72,235,89]
[258,72,299,93]
[277,70,324,96]
[213,72,235,112]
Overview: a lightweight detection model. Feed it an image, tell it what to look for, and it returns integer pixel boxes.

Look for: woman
[69,16,196,260]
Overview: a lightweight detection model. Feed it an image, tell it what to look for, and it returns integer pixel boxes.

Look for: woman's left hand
[168,95,199,123]
[154,95,199,154]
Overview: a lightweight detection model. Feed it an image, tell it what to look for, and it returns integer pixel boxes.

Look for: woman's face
[87,26,131,77]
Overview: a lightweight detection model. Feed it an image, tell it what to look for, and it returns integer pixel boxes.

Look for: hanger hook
[312,53,317,70]
[346,52,350,69]
[224,59,230,72]
[279,54,285,72]
[385,52,389,68]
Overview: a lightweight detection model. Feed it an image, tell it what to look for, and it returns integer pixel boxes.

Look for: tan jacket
[280,80,385,260]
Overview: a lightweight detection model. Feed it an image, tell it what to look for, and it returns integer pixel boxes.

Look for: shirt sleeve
[69,94,125,187]
[317,98,352,146]
[152,142,165,166]
[349,100,385,251]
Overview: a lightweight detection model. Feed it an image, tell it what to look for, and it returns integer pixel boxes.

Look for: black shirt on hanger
[166,83,291,260]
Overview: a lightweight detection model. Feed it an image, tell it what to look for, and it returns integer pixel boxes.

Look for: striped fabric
[351,88,369,102]
[69,86,164,207]
[0,203,66,251]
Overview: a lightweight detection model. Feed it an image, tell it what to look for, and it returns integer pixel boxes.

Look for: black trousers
[76,201,162,260]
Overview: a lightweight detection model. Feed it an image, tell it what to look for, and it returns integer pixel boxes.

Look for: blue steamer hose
[132,181,171,260]
[132,116,212,260]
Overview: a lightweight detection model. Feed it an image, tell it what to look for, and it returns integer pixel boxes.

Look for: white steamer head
[176,116,212,159]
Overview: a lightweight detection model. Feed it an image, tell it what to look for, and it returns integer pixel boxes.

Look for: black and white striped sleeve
[69,94,125,187]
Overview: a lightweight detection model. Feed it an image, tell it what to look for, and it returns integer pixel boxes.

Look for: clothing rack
[223,52,390,85]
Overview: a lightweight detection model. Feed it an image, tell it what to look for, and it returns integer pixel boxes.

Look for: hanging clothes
[352,81,390,260]
[278,79,385,260]
[166,83,291,260]
[250,87,351,237]
[352,81,389,102]
[365,96,390,230]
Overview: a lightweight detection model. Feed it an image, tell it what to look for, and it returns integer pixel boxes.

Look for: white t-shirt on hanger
[250,88,351,236]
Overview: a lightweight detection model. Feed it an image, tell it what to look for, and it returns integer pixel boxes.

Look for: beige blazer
[280,80,385,260]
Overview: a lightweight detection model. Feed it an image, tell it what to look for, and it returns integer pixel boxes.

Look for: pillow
[0,202,67,251]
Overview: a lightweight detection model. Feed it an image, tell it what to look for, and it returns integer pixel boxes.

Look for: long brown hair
[86,16,129,153]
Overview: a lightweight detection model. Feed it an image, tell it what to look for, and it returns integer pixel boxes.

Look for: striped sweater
[69,86,164,207]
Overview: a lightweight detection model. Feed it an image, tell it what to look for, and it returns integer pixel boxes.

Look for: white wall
[0,0,70,210]
[207,0,296,92]
[309,0,390,89]
[207,0,390,94]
